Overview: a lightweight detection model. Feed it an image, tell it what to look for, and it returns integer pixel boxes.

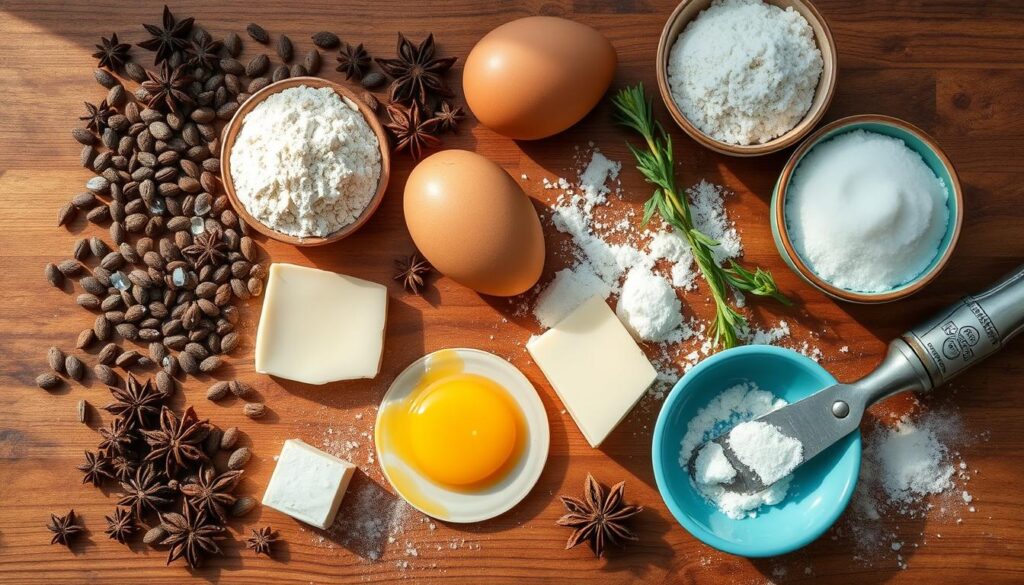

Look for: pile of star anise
[69,374,259,567]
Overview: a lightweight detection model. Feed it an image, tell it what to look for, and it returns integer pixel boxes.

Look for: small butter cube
[255,263,388,384]
[262,439,356,529]
[527,295,657,447]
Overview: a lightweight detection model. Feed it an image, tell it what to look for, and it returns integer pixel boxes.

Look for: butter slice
[527,295,657,447]
[255,263,387,384]
[262,439,356,529]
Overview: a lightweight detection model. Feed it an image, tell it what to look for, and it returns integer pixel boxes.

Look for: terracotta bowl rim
[219,76,391,247]
[655,0,838,157]
[773,114,965,304]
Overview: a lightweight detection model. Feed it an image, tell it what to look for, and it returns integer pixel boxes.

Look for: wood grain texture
[1,1,1023,583]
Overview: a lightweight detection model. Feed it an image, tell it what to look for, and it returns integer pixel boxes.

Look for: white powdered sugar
[616,268,683,342]
[679,381,791,518]
[727,420,803,485]
[230,85,381,237]
[667,0,823,145]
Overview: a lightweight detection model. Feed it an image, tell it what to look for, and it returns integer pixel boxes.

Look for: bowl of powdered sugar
[772,114,963,303]
[652,345,860,557]
[221,77,390,246]
[656,0,837,156]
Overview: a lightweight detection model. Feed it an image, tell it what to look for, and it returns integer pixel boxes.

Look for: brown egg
[404,150,544,296]
[463,16,617,140]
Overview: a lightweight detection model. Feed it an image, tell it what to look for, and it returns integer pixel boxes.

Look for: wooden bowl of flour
[220,77,391,247]
[655,0,837,157]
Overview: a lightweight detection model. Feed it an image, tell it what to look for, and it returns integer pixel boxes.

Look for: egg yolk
[407,374,518,486]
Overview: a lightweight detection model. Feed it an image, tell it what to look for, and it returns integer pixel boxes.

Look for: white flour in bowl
[667,0,823,145]
[230,85,381,237]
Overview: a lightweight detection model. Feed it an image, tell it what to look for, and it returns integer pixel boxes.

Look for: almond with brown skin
[65,356,85,381]
[227,446,251,470]
[231,496,257,517]
[45,263,64,287]
[94,364,118,386]
[243,402,266,419]
[206,381,230,401]
[76,328,97,350]
[48,346,66,373]
[220,426,240,450]
[156,371,175,397]
[36,372,61,390]
[143,526,167,545]
[199,355,223,373]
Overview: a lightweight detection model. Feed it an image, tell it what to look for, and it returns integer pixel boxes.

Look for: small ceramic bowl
[655,0,837,157]
[771,114,964,303]
[219,77,391,247]
[652,345,860,557]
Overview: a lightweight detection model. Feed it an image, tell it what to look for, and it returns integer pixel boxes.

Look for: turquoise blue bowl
[652,345,861,557]
[770,114,963,303]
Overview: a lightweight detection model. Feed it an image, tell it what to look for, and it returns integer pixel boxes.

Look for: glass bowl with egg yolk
[380,371,527,490]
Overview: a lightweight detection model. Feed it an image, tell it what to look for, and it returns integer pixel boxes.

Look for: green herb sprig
[612,84,790,348]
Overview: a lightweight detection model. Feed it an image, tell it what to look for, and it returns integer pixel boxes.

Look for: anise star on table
[141,406,210,477]
[394,253,432,294]
[142,63,194,113]
[104,374,164,429]
[186,32,223,70]
[246,526,278,557]
[109,453,139,483]
[97,416,134,455]
[182,227,227,270]
[179,466,242,523]
[557,474,643,558]
[160,503,225,568]
[375,32,457,105]
[104,507,137,544]
[335,42,371,79]
[47,509,84,547]
[432,101,465,134]
[118,464,175,519]
[137,4,195,65]
[77,449,114,486]
[79,100,114,133]
[385,102,441,161]
[93,32,131,70]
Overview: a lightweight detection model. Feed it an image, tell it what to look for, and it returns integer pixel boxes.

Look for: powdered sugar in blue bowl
[652,345,860,557]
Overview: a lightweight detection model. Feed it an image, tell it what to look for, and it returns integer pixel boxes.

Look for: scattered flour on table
[230,85,381,237]
[667,0,823,145]
[679,381,791,518]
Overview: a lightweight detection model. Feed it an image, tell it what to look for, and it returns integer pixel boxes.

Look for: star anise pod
[335,42,371,79]
[160,503,225,568]
[77,450,113,486]
[393,253,432,294]
[246,526,278,557]
[557,474,642,558]
[137,4,194,65]
[141,63,193,113]
[186,33,223,70]
[110,453,139,483]
[118,465,175,519]
[181,226,227,270]
[93,32,131,70]
[104,374,164,429]
[97,416,134,455]
[47,510,84,547]
[180,466,242,522]
[375,33,457,106]
[104,507,137,544]
[141,406,210,477]
[79,100,114,133]
[432,101,465,134]
[384,102,441,161]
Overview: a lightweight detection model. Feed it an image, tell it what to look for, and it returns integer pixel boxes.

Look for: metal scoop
[689,264,1024,494]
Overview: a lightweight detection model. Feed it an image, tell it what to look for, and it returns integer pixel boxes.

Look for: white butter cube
[527,295,657,447]
[262,439,356,529]
[255,263,388,385]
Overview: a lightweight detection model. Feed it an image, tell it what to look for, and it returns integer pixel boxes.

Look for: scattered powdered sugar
[230,85,381,237]
[679,381,791,518]
[667,0,823,145]
[727,420,803,485]
[872,417,955,501]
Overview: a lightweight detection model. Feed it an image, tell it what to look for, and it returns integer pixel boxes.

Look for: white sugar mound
[679,381,791,519]
[616,268,683,342]
[728,420,804,485]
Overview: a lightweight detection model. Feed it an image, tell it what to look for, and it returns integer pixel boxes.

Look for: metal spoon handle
[903,264,1024,388]
[847,264,1024,406]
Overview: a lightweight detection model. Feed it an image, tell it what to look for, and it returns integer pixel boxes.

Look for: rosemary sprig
[612,84,790,348]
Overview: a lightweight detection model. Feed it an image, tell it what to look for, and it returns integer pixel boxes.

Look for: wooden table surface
[1,1,1023,583]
